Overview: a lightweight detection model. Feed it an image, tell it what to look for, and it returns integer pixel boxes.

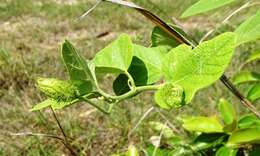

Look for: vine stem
[77,85,160,114]
[50,108,77,155]
[77,85,160,115]
[78,96,111,114]
[111,84,161,102]
[125,70,136,90]
[95,84,161,102]
[51,108,68,141]
[220,75,260,117]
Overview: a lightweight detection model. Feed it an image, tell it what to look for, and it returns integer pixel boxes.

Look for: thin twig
[152,122,166,156]
[10,132,68,150]
[77,0,102,21]
[50,108,77,155]
[128,107,154,138]
[200,2,260,42]
[10,132,65,141]
[51,108,68,142]
[10,132,77,156]
[155,108,181,134]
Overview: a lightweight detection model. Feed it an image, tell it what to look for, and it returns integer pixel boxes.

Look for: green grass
[0,0,259,155]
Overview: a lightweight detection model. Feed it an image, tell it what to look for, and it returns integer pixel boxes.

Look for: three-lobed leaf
[94,34,133,73]
[182,116,223,133]
[163,32,236,103]
[181,0,235,18]
[235,10,260,45]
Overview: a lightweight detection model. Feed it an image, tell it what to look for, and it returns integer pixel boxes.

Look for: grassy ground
[0,0,259,155]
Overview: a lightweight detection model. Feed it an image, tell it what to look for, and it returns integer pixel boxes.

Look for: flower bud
[155,83,185,109]
[36,78,77,102]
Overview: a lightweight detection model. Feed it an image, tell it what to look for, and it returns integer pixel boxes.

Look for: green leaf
[0,48,10,65]
[62,40,97,94]
[145,145,174,156]
[218,99,236,125]
[249,148,260,156]
[151,25,195,48]
[113,57,147,95]
[94,34,133,73]
[238,114,260,129]
[163,32,236,103]
[182,116,223,133]
[33,77,81,111]
[30,99,52,111]
[151,26,179,48]
[154,83,185,109]
[247,84,260,103]
[167,137,182,147]
[36,78,77,102]
[126,145,139,156]
[113,45,167,95]
[171,147,194,156]
[227,128,260,146]
[31,99,73,111]
[181,0,235,18]
[133,45,167,84]
[246,51,260,63]
[192,133,227,151]
[50,100,74,110]
[218,99,237,132]
[149,121,175,138]
[215,146,237,156]
[232,71,260,85]
[235,11,260,45]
